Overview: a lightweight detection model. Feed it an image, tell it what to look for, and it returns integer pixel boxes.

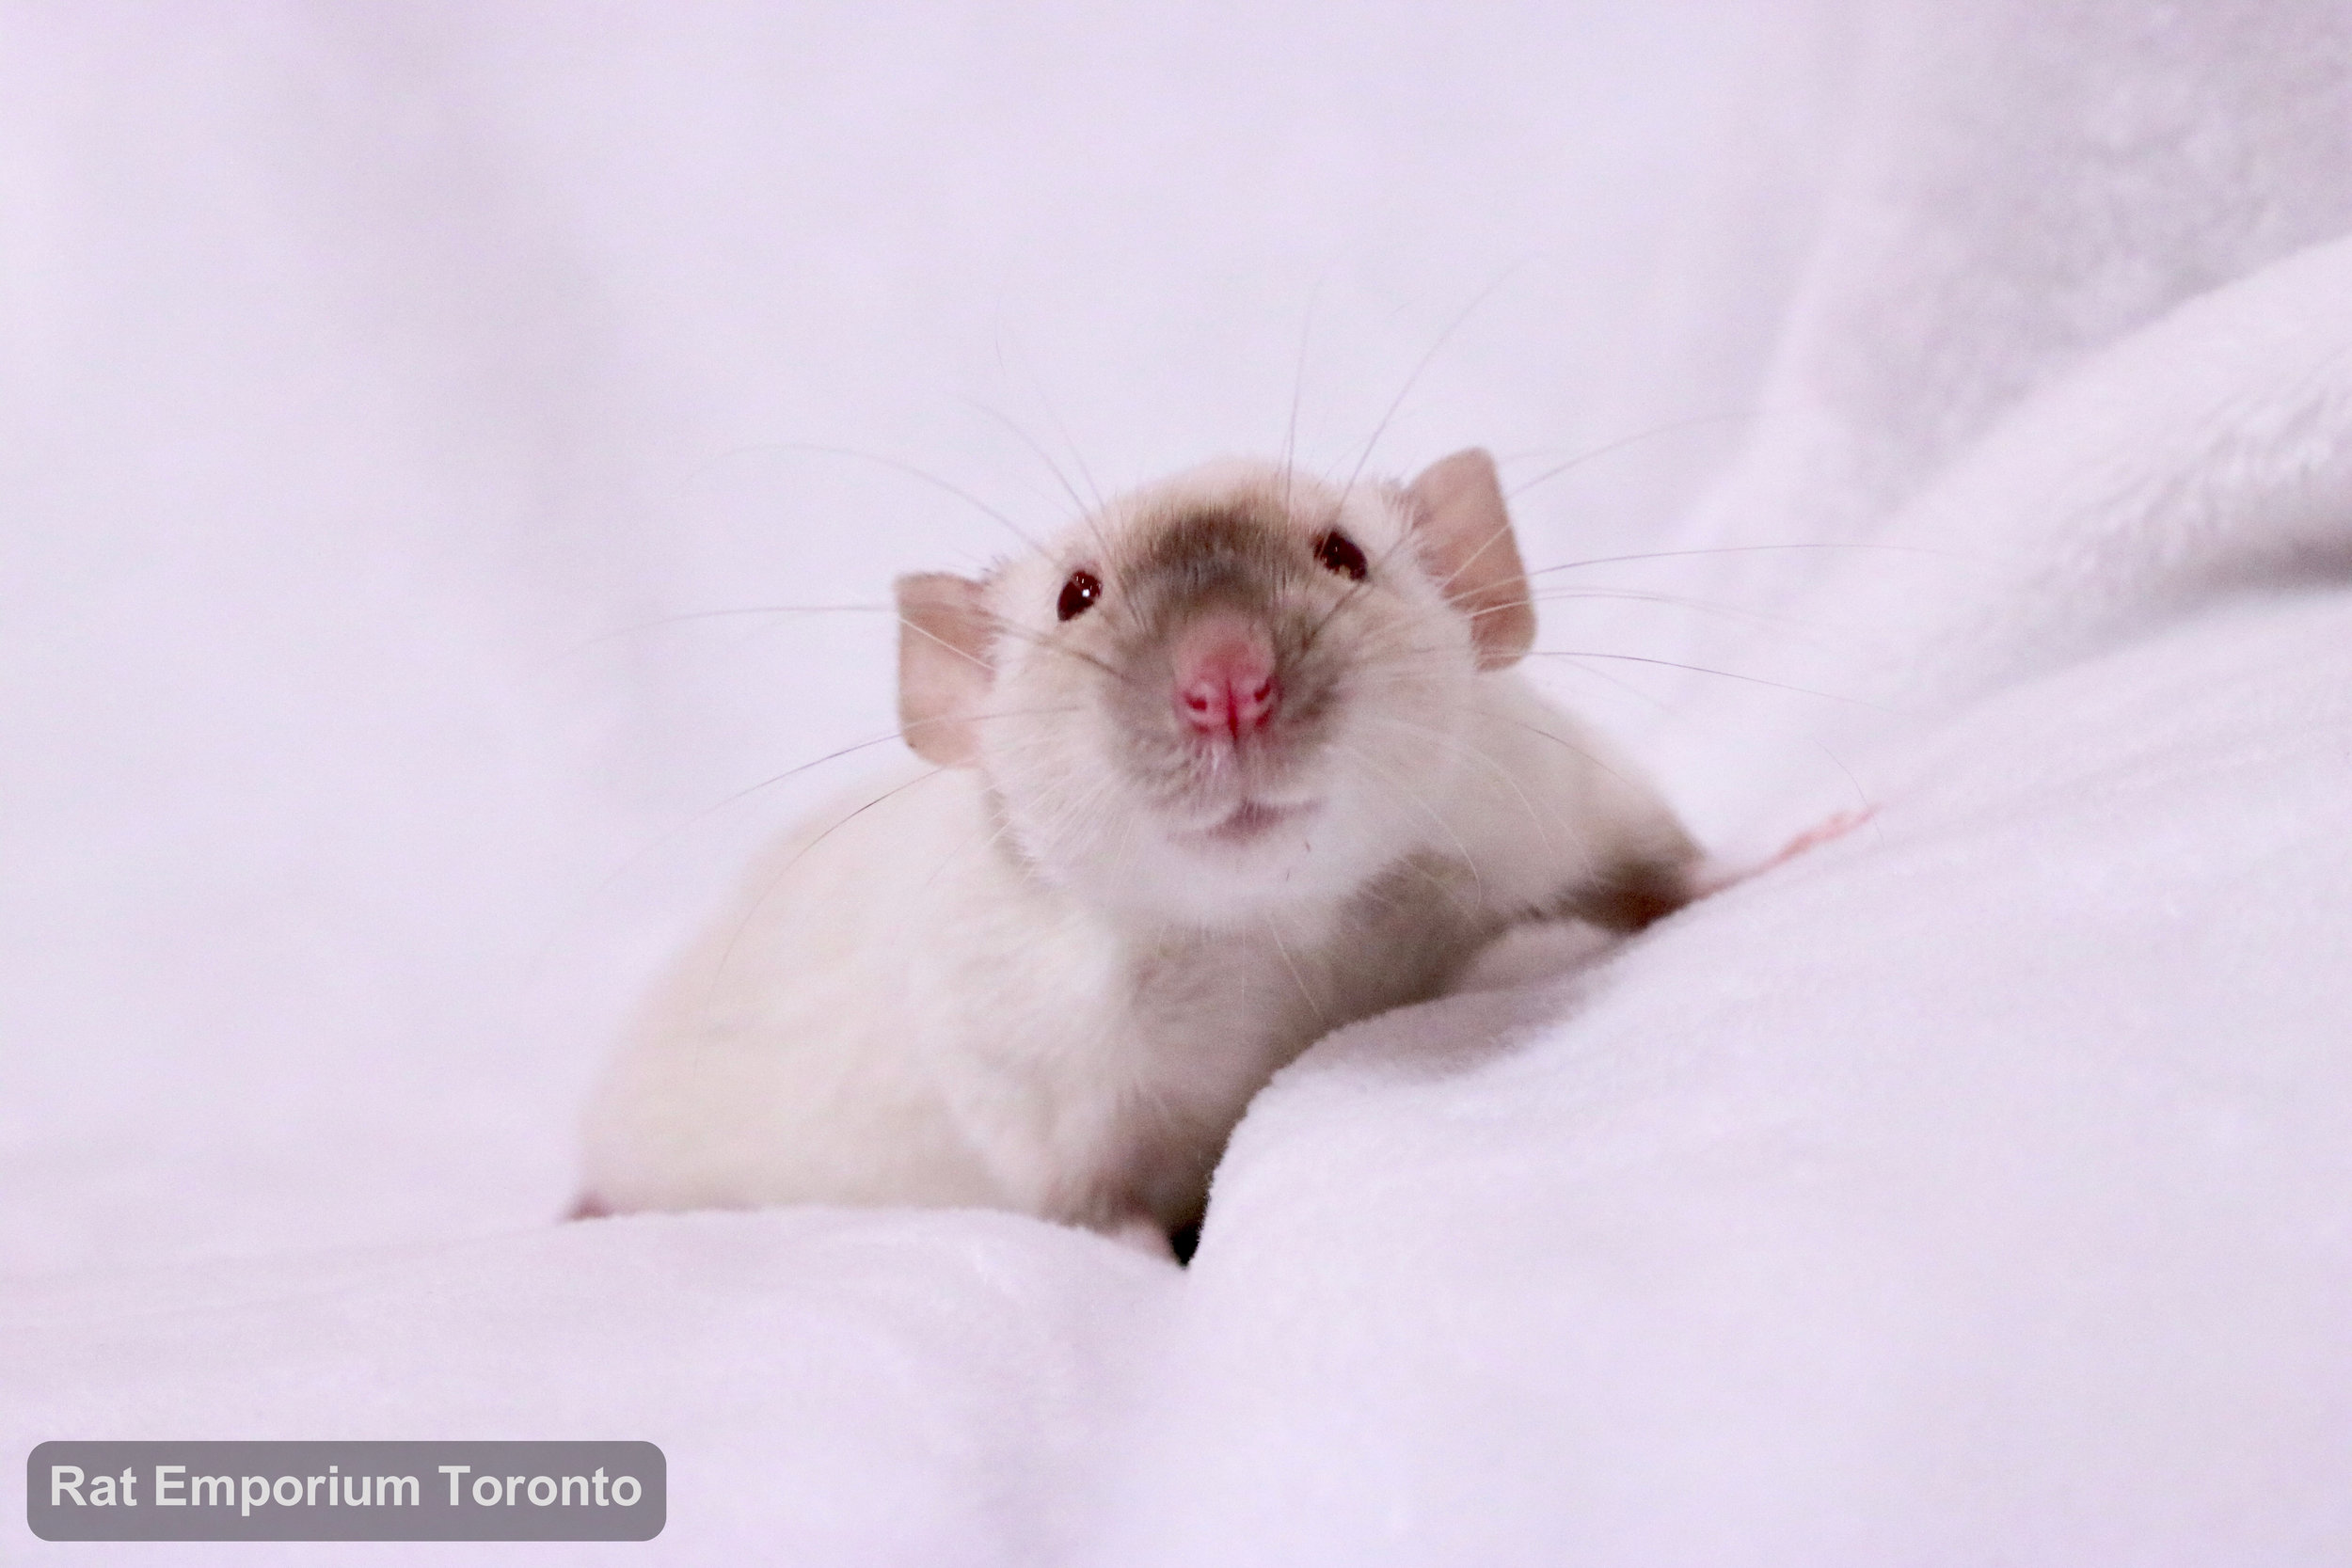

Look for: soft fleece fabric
[7,4,2350,1562]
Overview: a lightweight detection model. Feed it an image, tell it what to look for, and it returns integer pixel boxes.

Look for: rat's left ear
[896,572,994,767]
[1406,448,1535,669]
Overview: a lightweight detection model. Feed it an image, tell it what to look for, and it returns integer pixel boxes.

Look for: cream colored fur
[580,455,1693,1239]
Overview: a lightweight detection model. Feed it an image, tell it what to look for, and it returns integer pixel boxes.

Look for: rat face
[897,451,1534,928]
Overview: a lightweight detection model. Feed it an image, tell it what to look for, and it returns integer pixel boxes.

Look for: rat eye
[1057,569,1102,621]
[1313,531,1369,580]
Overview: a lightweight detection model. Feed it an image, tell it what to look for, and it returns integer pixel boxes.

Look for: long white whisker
[723,439,1050,558]
[961,394,1120,567]
[1354,712,1563,866]
[1326,738,1485,906]
[1523,541,1964,582]
[1335,262,1525,504]
[1501,409,1760,503]
[1280,280,1325,523]
[558,602,895,661]
[1263,913,1328,1033]
[977,610,1139,688]
[1002,336,1106,515]
[706,766,950,1010]
[540,707,1074,978]
[1519,651,1902,712]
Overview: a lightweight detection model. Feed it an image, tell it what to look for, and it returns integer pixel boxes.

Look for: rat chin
[1045,812,1359,930]
[1170,823,1404,927]
[1192,797,1315,847]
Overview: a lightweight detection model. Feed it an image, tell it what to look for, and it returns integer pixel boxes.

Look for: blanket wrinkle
[1845,233,2352,711]
[1677,0,2352,562]
[10,4,2352,1564]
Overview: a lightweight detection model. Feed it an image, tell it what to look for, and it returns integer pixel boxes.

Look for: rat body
[579,450,1697,1243]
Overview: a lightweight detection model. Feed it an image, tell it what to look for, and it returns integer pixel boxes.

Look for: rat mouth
[1185,798,1317,848]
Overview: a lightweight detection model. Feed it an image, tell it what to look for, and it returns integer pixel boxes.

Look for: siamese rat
[577,449,1699,1250]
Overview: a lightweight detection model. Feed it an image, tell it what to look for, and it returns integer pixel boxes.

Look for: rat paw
[1697,806,1880,897]
[1104,1213,1181,1262]
[1767,805,1877,868]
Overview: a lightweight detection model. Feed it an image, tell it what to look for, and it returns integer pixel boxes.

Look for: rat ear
[896,573,994,767]
[1406,447,1535,670]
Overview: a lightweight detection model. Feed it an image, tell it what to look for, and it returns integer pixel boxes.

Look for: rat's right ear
[896,573,994,767]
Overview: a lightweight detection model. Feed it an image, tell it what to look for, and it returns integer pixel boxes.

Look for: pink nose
[1173,620,1280,739]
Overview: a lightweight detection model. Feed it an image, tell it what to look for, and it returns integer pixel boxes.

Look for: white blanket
[7,4,2350,1562]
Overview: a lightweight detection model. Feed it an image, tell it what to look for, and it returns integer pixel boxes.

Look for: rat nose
[1173,618,1280,740]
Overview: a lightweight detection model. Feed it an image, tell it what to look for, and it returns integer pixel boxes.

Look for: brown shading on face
[943,456,1509,924]
[1091,497,1355,820]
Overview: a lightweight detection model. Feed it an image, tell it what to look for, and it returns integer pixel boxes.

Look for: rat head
[895,449,1535,927]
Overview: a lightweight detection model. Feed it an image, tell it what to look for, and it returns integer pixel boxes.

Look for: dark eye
[1057,569,1102,621]
[1314,531,1369,580]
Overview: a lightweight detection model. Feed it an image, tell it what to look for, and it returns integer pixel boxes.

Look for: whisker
[539,705,1076,978]
[1456,702,1654,808]
[961,395,1120,567]
[921,808,1024,891]
[724,439,1049,558]
[1500,409,1759,502]
[976,609,1139,687]
[1520,643,1677,717]
[1806,739,1883,840]
[705,766,951,1012]
[1337,633,1894,722]
[996,333,1107,515]
[1523,541,1964,582]
[1497,651,1878,846]
[962,397,1089,520]
[558,603,896,660]
[1263,913,1328,1033]
[1327,738,1486,905]
[1422,414,1836,615]
[1280,280,1325,523]
[1317,400,1751,657]
[1348,585,1829,676]
[1307,268,1534,655]
[1335,261,1525,504]
[1521,650,1902,712]
[903,612,994,673]
[1526,582,1815,622]
[1313,571,1856,705]
[1354,712,1565,867]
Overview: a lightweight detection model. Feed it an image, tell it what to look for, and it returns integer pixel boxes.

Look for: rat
[575,448,1701,1252]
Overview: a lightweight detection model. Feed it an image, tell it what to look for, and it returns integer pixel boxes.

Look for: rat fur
[578,449,1698,1244]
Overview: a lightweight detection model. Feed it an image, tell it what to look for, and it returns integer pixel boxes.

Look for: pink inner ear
[1406,448,1536,669]
[895,572,993,767]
